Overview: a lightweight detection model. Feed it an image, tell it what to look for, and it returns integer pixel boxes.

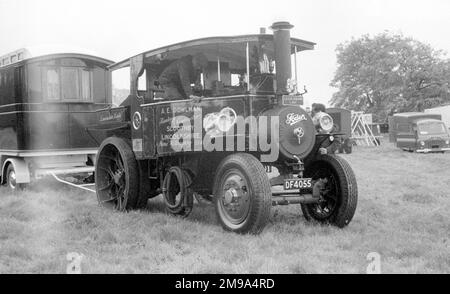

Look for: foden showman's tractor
[89,21,358,234]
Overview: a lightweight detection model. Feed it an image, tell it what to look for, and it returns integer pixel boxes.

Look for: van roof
[416,119,445,124]
[393,112,442,123]
[394,112,427,118]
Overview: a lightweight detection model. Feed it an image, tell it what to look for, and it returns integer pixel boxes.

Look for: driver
[311,103,326,117]
[158,53,209,100]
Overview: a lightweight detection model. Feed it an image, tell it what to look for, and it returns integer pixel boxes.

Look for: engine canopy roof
[109,34,316,71]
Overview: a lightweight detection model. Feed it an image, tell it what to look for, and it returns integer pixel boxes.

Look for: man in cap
[158,53,209,100]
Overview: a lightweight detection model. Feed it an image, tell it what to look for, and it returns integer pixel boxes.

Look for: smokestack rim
[270,21,294,31]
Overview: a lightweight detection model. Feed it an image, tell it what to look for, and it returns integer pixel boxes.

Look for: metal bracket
[292,155,304,178]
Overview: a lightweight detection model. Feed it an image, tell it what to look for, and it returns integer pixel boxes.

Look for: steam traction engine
[90,22,358,234]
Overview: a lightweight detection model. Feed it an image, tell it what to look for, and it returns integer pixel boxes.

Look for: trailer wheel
[301,154,357,228]
[213,153,271,234]
[95,137,139,211]
[5,165,25,191]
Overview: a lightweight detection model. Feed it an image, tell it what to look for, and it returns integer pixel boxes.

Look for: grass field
[0,140,449,274]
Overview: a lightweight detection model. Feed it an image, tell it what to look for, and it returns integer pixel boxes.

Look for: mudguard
[1,158,31,184]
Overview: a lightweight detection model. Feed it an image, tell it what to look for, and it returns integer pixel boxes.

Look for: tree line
[329,32,450,122]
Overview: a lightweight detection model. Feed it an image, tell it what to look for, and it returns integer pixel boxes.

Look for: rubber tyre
[5,164,25,191]
[301,154,358,228]
[163,167,194,218]
[213,153,271,234]
[95,137,139,211]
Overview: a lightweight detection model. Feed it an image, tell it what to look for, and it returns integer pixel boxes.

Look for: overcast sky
[1,0,449,106]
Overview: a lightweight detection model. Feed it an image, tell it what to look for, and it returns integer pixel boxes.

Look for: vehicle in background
[327,107,353,154]
[425,104,450,132]
[388,112,450,153]
[89,21,358,234]
[0,48,113,190]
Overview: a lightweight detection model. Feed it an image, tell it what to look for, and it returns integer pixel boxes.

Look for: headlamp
[313,112,334,134]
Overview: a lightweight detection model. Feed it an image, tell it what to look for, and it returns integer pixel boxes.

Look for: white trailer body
[425,105,450,131]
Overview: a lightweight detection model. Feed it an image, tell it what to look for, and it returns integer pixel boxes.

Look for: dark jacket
[158,55,197,98]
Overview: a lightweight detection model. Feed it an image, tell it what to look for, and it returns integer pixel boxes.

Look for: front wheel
[213,153,271,234]
[301,154,357,227]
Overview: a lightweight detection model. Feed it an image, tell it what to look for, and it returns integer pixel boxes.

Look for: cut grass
[0,139,449,273]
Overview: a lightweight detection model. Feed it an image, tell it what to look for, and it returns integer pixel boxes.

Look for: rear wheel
[213,153,271,234]
[301,154,357,227]
[95,137,139,211]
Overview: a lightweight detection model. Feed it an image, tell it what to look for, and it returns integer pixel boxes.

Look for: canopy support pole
[246,42,250,92]
[294,45,298,93]
[217,58,221,81]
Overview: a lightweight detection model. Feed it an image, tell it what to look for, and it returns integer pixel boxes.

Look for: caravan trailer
[0,48,113,190]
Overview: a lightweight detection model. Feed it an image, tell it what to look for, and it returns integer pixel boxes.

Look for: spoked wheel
[301,154,357,227]
[5,165,25,191]
[95,137,139,211]
[213,153,271,234]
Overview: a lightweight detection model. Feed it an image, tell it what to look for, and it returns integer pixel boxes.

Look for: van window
[61,68,79,100]
[81,69,92,101]
[42,66,93,102]
[397,123,410,133]
[418,122,447,135]
[45,68,60,101]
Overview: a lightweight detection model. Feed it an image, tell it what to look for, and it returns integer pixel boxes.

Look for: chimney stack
[270,21,294,96]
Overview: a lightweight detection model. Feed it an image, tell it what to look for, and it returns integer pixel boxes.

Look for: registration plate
[284,178,312,190]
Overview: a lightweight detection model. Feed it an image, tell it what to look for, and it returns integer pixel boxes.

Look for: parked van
[389,112,450,153]
[327,107,353,153]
